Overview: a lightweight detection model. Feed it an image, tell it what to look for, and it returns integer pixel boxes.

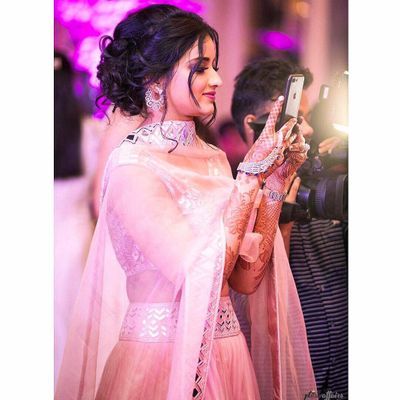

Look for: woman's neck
[131,119,198,148]
[141,111,193,127]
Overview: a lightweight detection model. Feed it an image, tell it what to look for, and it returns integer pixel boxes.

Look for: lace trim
[107,209,157,277]
[193,226,225,400]
[124,120,199,149]
[120,302,179,343]
[119,297,240,343]
[214,296,241,339]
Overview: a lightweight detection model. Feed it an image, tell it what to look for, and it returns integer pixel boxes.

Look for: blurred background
[54,0,348,124]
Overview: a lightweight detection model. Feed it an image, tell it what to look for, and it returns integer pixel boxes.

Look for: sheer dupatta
[55,132,235,400]
[231,186,317,399]
[247,228,317,400]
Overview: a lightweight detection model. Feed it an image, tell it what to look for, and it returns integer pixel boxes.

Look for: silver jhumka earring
[145,86,165,111]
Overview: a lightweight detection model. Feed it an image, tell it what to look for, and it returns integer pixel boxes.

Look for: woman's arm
[221,173,261,284]
[221,98,299,287]
[228,128,309,294]
[228,183,285,294]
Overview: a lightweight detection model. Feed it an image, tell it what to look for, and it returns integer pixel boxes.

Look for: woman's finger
[265,96,284,132]
[291,131,305,144]
[280,117,298,141]
[288,142,310,153]
[288,133,298,145]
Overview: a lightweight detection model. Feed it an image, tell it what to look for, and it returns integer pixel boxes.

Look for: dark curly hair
[96,4,219,126]
[231,58,313,140]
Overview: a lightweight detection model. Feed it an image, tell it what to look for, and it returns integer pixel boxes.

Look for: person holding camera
[231,58,348,399]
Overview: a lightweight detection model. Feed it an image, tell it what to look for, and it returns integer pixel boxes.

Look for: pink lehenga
[55,120,316,400]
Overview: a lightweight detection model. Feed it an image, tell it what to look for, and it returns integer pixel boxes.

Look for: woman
[56,5,315,399]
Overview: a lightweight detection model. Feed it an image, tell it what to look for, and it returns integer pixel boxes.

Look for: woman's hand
[240,97,298,180]
[267,128,309,191]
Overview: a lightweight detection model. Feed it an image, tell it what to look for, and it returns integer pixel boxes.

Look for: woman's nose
[209,68,223,87]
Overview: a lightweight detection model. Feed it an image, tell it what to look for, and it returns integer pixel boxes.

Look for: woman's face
[165,35,222,120]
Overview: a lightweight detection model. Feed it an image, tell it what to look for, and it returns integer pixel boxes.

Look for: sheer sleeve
[106,162,201,288]
[56,141,238,400]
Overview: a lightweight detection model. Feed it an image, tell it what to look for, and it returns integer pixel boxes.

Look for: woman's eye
[195,67,208,73]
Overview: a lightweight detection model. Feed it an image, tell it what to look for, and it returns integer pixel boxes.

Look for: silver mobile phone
[276,74,305,133]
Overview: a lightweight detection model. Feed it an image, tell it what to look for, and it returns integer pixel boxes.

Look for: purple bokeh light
[55,0,205,86]
[258,30,298,52]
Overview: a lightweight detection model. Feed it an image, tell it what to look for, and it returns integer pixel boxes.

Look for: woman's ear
[242,114,257,147]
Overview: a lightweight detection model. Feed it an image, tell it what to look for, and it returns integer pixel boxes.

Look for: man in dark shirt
[230,58,348,399]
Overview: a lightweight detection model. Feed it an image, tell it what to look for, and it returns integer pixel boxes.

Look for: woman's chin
[198,103,215,116]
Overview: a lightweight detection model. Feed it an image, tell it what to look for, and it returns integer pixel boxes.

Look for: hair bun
[108,38,132,57]
[96,4,219,121]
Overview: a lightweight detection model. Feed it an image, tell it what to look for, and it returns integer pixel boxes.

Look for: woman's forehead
[184,36,216,62]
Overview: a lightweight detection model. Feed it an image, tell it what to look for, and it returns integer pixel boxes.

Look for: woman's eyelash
[196,67,208,73]
[195,66,219,73]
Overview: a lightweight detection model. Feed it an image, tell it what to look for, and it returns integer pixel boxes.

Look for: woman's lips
[203,91,216,101]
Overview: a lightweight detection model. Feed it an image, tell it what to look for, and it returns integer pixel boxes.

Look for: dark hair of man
[54,51,84,179]
[231,58,313,141]
[218,120,237,138]
[96,5,219,127]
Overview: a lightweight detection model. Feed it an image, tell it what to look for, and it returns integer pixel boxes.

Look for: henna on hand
[242,97,298,179]
[223,98,307,294]
[222,176,259,283]
[268,132,309,190]
[230,192,284,294]
[225,187,257,238]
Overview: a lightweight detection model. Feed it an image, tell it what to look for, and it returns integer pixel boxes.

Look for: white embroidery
[119,297,240,343]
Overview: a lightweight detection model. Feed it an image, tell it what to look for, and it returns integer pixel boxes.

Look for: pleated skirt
[96,331,260,400]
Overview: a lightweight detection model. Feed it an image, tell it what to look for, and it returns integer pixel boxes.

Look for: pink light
[55,0,205,86]
[75,36,104,86]
[258,30,298,51]
[137,0,204,14]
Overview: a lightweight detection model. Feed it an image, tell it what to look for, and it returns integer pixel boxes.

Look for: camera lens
[314,174,347,220]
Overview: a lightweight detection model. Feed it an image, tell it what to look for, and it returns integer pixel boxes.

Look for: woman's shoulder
[107,139,152,168]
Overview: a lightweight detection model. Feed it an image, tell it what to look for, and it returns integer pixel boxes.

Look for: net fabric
[248,228,317,400]
[230,186,317,400]
[55,123,235,400]
[55,120,315,399]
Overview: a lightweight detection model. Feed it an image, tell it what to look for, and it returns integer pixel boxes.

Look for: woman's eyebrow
[186,57,210,64]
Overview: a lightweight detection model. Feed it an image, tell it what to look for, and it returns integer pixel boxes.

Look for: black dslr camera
[279,139,348,223]
[280,71,348,223]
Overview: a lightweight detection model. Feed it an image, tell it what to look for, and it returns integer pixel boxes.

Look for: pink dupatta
[234,189,317,399]
[248,228,317,400]
[56,120,315,399]
[56,121,235,399]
